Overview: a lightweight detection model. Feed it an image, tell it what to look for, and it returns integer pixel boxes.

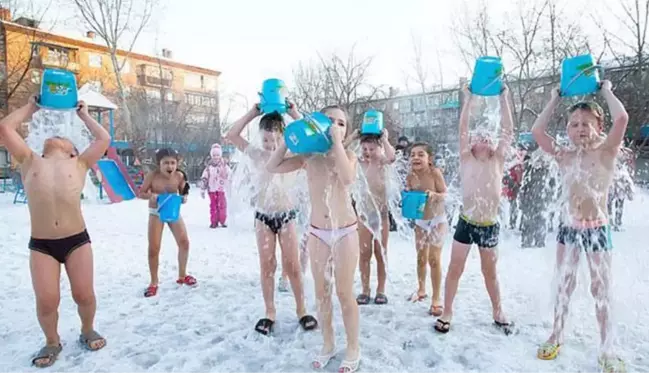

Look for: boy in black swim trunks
[225,103,317,336]
[435,85,515,335]
[532,81,628,371]
[0,96,110,368]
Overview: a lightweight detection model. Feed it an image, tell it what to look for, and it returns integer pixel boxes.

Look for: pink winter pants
[209,191,227,225]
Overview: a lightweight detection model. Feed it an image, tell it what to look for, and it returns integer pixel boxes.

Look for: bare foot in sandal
[429,304,443,317]
[32,343,62,368]
[80,330,106,351]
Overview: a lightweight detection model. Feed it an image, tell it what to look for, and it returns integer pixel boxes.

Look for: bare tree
[403,32,430,93]
[70,0,155,137]
[0,0,55,112]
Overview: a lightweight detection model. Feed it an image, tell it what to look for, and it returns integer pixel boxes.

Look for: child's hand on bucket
[329,122,345,144]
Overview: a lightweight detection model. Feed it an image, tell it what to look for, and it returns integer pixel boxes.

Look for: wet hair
[259,112,284,133]
[320,105,349,124]
[51,136,79,156]
[398,136,409,143]
[568,101,604,129]
[155,148,179,165]
[360,134,381,145]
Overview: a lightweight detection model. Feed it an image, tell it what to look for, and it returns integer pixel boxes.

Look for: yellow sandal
[537,342,561,360]
[598,356,626,373]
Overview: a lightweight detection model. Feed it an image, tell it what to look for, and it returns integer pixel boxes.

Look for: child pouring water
[405,142,448,316]
[532,81,628,372]
[434,84,515,335]
[267,105,361,373]
[200,143,230,228]
[139,148,194,297]
[225,104,317,336]
[345,129,396,305]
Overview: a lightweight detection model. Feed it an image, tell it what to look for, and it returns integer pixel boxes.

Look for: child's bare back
[23,155,88,238]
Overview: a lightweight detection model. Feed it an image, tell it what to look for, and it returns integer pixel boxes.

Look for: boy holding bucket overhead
[138,148,194,297]
[0,96,110,367]
[531,81,627,372]
[434,84,515,335]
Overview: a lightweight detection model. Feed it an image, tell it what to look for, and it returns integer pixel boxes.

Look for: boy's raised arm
[532,87,562,156]
[0,95,38,164]
[600,80,629,153]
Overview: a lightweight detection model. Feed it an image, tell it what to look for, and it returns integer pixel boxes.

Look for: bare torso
[557,146,615,222]
[359,160,388,211]
[306,154,357,228]
[147,171,184,208]
[407,169,445,219]
[22,155,87,238]
[249,148,294,213]
[460,156,503,222]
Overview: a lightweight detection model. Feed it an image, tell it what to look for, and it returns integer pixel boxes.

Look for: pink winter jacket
[200,161,230,192]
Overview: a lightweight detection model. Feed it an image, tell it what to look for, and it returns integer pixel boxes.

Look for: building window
[88,53,102,68]
[184,93,217,107]
[166,91,173,101]
[184,73,202,90]
[146,90,161,100]
[117,58,130,73]
[88,80,102,92]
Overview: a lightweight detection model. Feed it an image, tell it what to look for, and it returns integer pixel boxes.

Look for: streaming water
[25,109,104,202]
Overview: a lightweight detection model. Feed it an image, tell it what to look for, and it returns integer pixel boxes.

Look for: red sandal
[176,275,197,286]
[144,285,158,297]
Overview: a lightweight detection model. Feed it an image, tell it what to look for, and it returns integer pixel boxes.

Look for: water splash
[26,110,92,154]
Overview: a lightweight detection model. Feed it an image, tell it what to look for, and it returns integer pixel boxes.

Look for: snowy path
[0,189,648,372]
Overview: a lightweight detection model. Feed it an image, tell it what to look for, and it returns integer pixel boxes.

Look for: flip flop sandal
[32,344,62,368]
[374,293,388,305]
[537,342,561,360]
[144,285,158,297]
[429,305,443,316]
[79,330,106,351]
[338,355,361,373]
[434,319,451,334]
[408,292,427,302]
[599,356,626,373]
[254,318,275,336]
[312,350,336,369]
[356,293,371,305]
[176,275,197,286]
[494,320,515,336]
[299,315,318,331]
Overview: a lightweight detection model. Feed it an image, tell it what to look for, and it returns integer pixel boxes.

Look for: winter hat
[210,143,222,158]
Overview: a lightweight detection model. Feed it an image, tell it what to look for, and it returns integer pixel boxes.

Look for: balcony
[30,42,80,72]
[137,64,173,88]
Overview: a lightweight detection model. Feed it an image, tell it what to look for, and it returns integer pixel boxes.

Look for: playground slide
[92,147,138,203]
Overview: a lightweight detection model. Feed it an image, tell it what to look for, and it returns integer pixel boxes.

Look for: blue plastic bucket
[284,112,332,154]
[560,54,601,97]
[258,78,288,114]
[518,132,534,145]
[469,56,503,96]
[361,109,384,135]
[39,68,78,110]
[157,193,182,223]
[401,190,428,220]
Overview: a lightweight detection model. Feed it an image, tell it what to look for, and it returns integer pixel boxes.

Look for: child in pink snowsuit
[201,144,230,228]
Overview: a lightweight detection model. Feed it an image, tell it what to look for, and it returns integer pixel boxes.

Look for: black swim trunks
[255,210,297,234]
[452,214,500,248]
[556,224,612,252]
[29,230,91,263]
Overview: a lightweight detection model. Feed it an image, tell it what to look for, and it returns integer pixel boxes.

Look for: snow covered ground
[0,187,648,372]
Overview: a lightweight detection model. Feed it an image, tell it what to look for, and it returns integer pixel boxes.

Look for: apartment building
[0,7,221,147]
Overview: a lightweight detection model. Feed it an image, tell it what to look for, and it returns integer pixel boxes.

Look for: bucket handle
[560,64,604,97]
[156,194,176,213]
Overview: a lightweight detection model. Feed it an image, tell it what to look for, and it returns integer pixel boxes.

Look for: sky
[20,0,637,121]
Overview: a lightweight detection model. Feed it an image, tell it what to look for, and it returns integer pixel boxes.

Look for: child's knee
[373,244,385,260]
[148,244,161,257]
[36,294,60,315]
[590,278,609,300]
[71,288,95,306]
[178,237,190,251]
